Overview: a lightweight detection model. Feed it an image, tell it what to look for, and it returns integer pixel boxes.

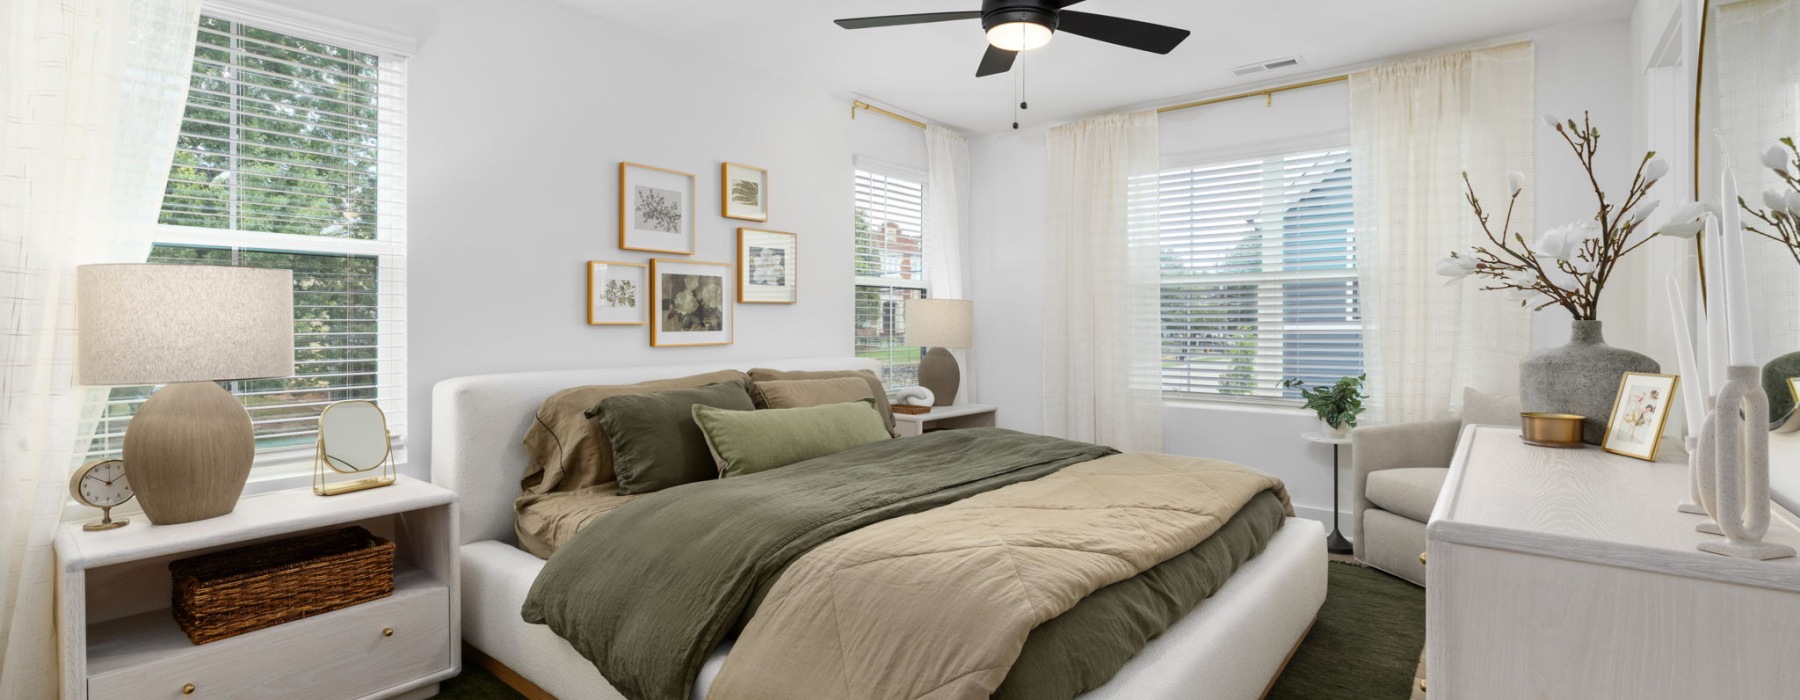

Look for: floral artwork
[737,228,796,303]
[587,261,646,325]
[635,186,683,233]
[661,273,725,332]
[620,163,695,254]
[1602,372,1679,461]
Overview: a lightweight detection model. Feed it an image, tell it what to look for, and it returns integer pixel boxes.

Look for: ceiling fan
[834,0,1191,77]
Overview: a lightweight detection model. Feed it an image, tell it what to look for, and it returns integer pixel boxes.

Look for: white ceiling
[557,0,1634,134]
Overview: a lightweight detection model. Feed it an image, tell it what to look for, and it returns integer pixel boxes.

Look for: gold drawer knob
[1419,552,1428,566]
[1419,679,1427,692]
[182,684,196,695]
[382,627,394,637]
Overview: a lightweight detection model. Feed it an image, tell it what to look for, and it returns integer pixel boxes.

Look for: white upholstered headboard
[431,357,880,546]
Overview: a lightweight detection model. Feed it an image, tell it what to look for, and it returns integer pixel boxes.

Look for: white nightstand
[892,403,997,437]
[55,475,459,700]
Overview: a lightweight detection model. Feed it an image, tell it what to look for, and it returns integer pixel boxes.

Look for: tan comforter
[705,452,1290,700]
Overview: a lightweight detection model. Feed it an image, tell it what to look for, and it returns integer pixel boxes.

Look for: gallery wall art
[587,260,647,325]
[738,228,796,304]
[722,162,769,222]
[650,258,734,346]
[621,162,696,254]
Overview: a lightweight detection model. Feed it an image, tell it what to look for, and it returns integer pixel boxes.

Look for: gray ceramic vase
[1765,351,1800,424]
[1520,320,1661,445]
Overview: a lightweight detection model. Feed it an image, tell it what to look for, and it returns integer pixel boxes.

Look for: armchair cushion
[1365,467,1449,523]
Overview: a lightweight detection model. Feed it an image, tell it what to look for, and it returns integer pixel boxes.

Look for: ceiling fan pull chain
[1012,51,1021,130]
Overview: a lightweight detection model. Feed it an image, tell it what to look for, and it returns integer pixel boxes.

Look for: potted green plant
[1281,374,1367,438]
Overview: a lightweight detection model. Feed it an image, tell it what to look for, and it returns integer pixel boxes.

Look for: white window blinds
[1157,147,1362,402]
[84,12,407,469]
[854,167,928,389]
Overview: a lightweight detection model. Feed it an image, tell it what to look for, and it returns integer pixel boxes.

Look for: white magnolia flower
[1435,255,1478,279]
[1765,190,1789,214]
[1785,190,1800,216]
[1657,220,1704,238]
[1543,267,1581,291]
[1667,201,1705,224]
[1542,114,1562,130]
[1508,171,1527,196]
[1643,158,1670,183]
[1535,221,1598,260]
[1626,200,1660,225]
[1764,145,1790,173]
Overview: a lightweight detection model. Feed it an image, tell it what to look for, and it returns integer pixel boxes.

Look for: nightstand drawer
[88,581,449,700]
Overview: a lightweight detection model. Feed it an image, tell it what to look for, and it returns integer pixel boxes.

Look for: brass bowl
[1520,413,1585,448]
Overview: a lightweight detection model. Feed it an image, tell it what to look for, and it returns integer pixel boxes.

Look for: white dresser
[1426,425,1800,699]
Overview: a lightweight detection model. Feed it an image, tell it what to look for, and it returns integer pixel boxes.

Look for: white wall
[279,0,861,477]
[970,18,1640,529]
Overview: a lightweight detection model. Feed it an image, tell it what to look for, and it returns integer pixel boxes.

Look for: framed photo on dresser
[737,228,796,304]
[620,162,695,254]
[1602,372,1679,461]
[650,259,733,347]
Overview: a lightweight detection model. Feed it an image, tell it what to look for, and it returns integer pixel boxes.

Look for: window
[83,12,408,471]
[853,166,927,390]
[1156,147,1361,403]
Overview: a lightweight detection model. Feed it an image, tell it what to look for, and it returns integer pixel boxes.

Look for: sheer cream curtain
[1043,111,1163,452]
[1350,42,1535,424]
[0,1,199,695]
[924,125,974,401]
[1716,0,1800,361]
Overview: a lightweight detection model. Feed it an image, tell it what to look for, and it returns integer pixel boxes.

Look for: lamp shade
[78,264,295,385]
[905,298,973,349]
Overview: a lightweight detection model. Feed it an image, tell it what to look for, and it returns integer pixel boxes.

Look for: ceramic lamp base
[122,381,255,525]
[918,347,960,407]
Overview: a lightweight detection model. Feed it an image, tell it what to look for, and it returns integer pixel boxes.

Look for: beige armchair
[1350,418,1460,586]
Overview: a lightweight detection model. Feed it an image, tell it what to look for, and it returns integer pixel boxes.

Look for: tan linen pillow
[749,368,896,435]
[519,369,748,496]
[1461,388,1524,428]
[753,377,876,409]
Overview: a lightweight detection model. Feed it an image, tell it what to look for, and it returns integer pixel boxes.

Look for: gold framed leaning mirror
[1694,0,1800,426]
[314,399,397,496]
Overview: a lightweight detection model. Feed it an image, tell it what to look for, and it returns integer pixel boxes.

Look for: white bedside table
[55,475,459,700]
[893,403,997,437]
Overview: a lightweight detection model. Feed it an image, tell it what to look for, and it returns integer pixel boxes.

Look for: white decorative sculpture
[1696,366,1793,559]
[894,386,935,407]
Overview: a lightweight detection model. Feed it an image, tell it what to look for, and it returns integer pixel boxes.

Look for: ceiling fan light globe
[986,21,1052,51]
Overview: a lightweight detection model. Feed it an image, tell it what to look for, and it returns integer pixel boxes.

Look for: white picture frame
[620,162,696,254]
[587,261,647,325]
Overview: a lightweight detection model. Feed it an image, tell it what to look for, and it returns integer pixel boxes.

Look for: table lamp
[78,264,294,525]
[904,299,972,407]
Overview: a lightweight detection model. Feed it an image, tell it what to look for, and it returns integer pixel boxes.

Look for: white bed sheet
[461,518,1325,700]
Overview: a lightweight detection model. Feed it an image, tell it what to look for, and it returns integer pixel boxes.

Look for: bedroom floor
[438,561,1427,700]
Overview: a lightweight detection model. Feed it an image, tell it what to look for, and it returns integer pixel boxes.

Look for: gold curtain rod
[1156,75,1350,114]
[851,100,928,129]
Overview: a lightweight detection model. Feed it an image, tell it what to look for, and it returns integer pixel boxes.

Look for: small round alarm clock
[70,459,133,531]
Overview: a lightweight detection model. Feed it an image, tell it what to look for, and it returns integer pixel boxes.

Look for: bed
[432,357,1326,700]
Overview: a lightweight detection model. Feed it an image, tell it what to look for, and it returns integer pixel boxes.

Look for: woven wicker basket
[891,404,932,415]
[170,525,395,645]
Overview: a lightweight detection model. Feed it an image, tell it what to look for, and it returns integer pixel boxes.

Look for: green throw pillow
[592,380,755,495]
[692,400,891,478]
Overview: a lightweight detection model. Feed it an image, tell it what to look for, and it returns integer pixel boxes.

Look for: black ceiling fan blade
[976,44,1017,77]
[1056,11,1190,54]
[1051,0,1088,7]
[835,11,982,30]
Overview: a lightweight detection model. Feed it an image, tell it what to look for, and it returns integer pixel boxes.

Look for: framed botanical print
[587,261,646,325]
[1602,372,1680,461]
[650,259,733,347]
[738,228,796,304]
[620,162,695,254]
[721,162,768,222]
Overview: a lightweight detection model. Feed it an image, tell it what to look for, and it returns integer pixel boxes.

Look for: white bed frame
[432,358,1327,700]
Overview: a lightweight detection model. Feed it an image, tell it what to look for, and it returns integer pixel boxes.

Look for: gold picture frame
[620,162,696,254]
[738,228,796,304]
[587,260,647,325]
[650,258,734,347]
[721,162,768,222]
[1601,372,1681,462]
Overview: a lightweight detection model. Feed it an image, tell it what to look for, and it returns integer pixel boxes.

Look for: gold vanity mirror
[1695,0,1800,425]
[313,400,396,496]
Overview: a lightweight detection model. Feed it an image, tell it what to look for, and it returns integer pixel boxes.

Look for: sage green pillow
[692,400,891,478]
[592,380,755,495]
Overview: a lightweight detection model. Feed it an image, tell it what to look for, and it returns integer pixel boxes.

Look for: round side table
[1303,431,1354,555]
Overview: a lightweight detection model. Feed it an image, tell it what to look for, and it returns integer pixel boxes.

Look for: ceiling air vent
[1232,55,1303,77]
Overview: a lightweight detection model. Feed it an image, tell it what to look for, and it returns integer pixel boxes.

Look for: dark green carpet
[440,561,1424,700]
